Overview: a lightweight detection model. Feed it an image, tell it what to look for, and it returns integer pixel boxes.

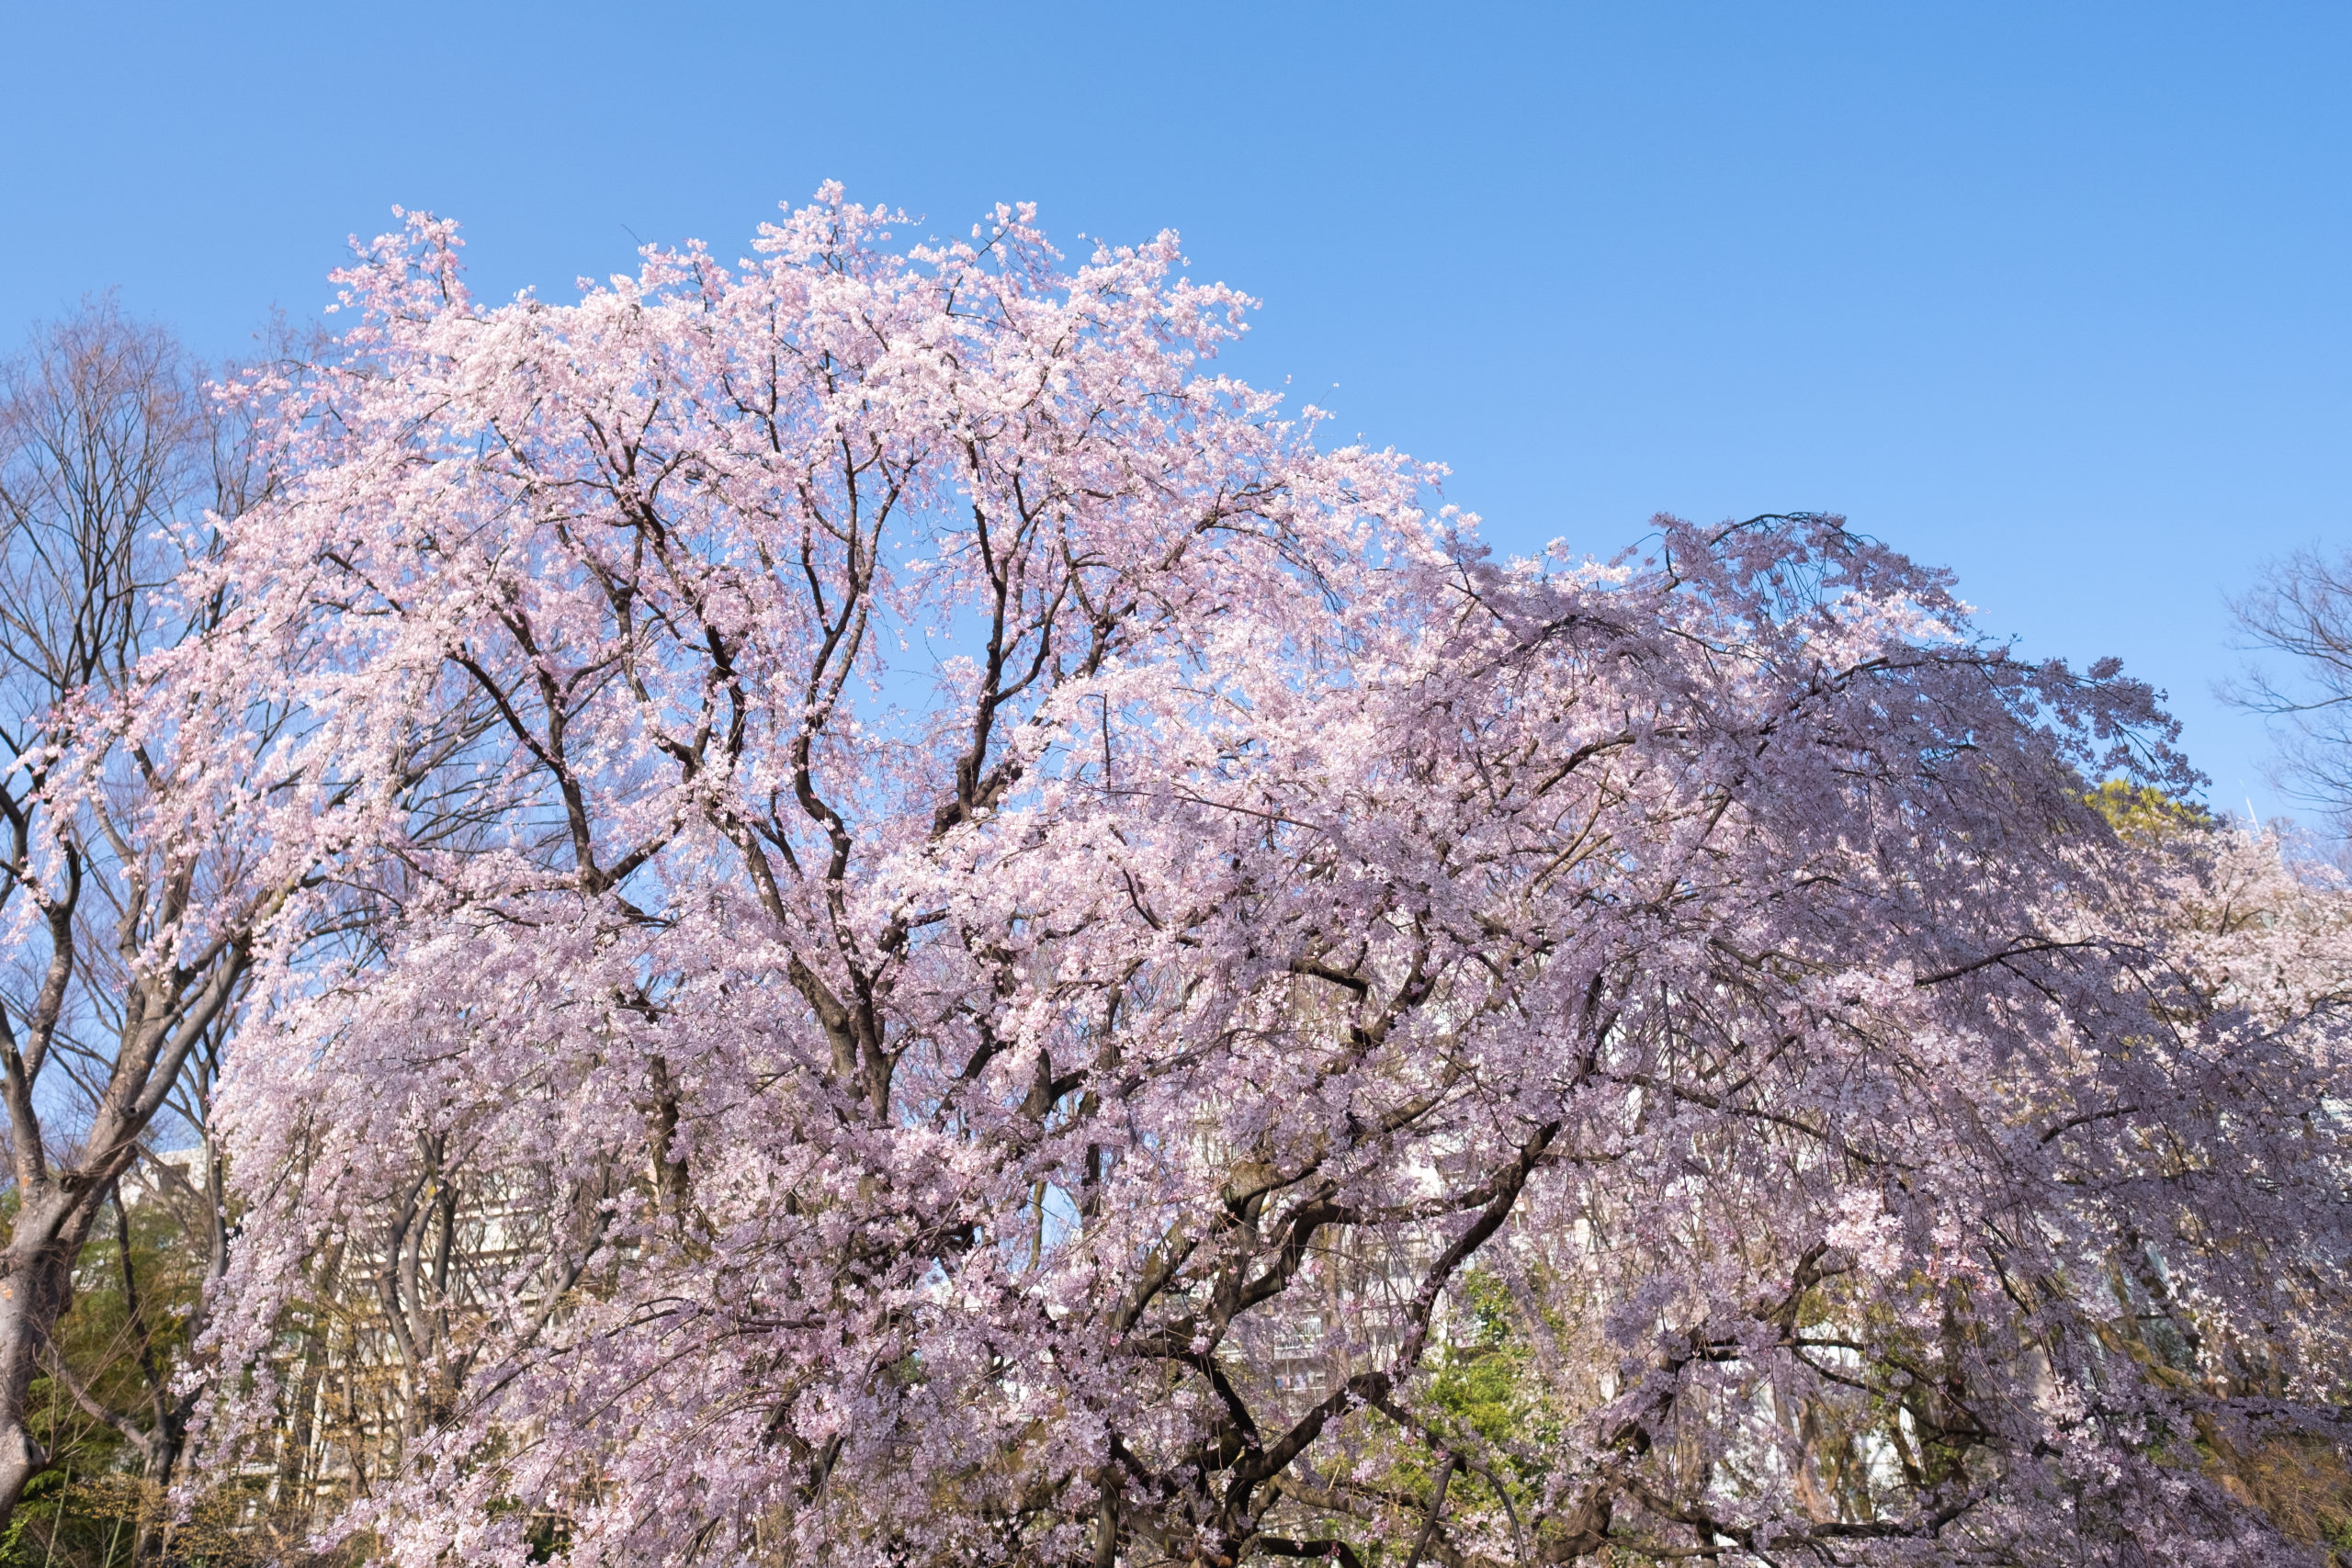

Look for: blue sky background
[3,1,2344,821]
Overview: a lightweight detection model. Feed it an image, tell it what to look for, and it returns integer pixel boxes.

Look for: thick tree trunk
[0,1186,106,1534]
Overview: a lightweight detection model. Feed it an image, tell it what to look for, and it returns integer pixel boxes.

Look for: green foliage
[2087,778,2214,840]
[1427,1271,1539,1456]
[1410,1271,1555,1533]
[0,1470,139,1568]
[0,1184,212,1567]
[37,1197,203,1459]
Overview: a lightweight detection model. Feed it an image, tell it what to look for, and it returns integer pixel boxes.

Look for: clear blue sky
[4,2,2344,819]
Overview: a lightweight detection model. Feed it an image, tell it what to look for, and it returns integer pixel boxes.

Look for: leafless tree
[0,296,269,1540]
[2228,547,2352,829]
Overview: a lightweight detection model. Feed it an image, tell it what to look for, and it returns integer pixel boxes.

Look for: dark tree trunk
[0,1186,107,1523]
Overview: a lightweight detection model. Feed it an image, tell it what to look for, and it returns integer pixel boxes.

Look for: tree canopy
[15,192,2346,1566]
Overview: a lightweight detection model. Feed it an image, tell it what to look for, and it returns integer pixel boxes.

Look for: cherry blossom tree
[173,192,2351,1567]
